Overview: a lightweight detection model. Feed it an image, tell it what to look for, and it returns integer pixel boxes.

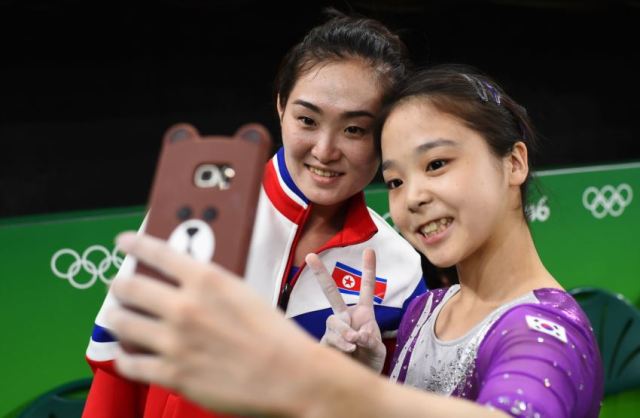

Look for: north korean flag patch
[525,315,568,343]
[331,262,387,304]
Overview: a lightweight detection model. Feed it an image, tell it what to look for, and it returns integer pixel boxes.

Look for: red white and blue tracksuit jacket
[83,148,426,418]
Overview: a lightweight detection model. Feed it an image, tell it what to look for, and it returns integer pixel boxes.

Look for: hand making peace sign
[305,248,386,373]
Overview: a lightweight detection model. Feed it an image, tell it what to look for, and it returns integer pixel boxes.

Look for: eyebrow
[381,138,458,171]
[292,99,375,119]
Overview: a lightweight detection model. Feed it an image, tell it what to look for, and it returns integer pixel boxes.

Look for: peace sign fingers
[358,248,377,309]
[306,253,348,316]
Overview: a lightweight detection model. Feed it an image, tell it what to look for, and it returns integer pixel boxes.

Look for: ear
[506,141,529,186]
[163,123,200,145]
[276,94,285,122]
[235,123,272,146]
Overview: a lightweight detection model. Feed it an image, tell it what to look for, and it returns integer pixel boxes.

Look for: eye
[297,116,316,127]
[344,126,365,137]
[385,179,403,190]
[177,206,192,220]
[427,160,447,171]
[202,207,218,221]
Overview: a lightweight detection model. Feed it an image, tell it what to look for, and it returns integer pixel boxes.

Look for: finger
[116,232,207,286]
[322,331,357,353]
[111,273,180,320]
[358,248,377,308]
[306,253,348,315]
[356,329,380,349]
[326,314,358,342]
[106,305,171,354]
[113,345,176,388]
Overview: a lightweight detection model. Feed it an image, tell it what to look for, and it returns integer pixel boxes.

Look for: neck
[305,200,349,232]
[455,211,559,305]
[292,199,350,266]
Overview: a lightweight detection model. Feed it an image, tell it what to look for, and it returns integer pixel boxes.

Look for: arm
[82,366,147,418]
[274,336,509,418]
[473,304,602,418]
[107,232,509,418]
[83,244,148,418]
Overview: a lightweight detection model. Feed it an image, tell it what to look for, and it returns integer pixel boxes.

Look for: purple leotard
[391,287,603,417]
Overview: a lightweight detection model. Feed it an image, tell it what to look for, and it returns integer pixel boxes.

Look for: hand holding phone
[121,122,272,353]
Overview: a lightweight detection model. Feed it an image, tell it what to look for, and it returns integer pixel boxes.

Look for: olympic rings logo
[51,245,124,290]
[582,183,633,219]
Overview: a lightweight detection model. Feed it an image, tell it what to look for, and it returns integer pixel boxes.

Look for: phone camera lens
[201,170,212,181]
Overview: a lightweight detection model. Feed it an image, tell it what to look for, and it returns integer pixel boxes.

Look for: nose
[406,178,432,213]
[187,227,199,237]
[311,131,340,164]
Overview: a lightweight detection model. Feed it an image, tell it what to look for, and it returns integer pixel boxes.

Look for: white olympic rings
[50,245,124,289]
[582,183,633,219]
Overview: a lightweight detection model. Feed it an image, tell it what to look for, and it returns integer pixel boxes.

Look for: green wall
[1,161,638,417]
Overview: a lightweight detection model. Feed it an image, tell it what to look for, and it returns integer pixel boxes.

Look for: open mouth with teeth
[305,164,343,178]
[419,217,453,238]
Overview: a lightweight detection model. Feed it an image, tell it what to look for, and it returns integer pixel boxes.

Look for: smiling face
[278,59,382,207]
[381,99,520,268]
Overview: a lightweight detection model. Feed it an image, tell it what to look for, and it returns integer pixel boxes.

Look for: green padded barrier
[570,287,640,396]
[17,378,91,418]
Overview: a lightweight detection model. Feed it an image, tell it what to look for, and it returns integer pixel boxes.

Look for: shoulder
[491,289,596,347]
[363,207,422,282]
[400,288,451,330]
[395,287,452,348]
[475,290,603,417]
[408,287,450,314]
[366,207,420,261]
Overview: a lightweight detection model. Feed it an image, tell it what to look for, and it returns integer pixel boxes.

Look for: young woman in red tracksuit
[82,11,426,418]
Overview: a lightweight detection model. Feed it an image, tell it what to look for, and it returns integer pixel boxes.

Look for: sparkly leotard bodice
[391,286,603,418]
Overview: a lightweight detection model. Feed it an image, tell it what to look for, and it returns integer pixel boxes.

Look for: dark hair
[274,9,410,110]
[376,64,538,215]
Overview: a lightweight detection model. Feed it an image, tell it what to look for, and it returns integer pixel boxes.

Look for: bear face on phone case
[137,123,272,281]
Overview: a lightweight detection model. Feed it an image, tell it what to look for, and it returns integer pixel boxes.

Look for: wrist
[293,343,387,418]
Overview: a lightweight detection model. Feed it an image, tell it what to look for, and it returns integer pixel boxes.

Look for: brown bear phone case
[136,122,272,281]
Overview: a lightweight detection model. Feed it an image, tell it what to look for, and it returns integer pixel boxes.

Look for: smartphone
[135,122,272,282]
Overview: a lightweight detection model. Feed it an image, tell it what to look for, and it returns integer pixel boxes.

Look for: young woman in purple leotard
[315,65,603,417]
[105,65,603,418]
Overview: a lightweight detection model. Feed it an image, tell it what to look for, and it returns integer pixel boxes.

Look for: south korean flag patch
[526,315,568,343]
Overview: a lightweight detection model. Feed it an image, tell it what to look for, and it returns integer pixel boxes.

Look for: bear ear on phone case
[137,122,272,283]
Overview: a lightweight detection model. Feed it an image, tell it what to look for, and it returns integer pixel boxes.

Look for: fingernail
[305,254,320,270]
[116,232,136,250]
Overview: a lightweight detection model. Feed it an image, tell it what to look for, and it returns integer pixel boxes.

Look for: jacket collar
[263,147,377,246]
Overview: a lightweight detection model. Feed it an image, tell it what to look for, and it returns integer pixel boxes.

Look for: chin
[431,259,457,269]
[307,187,357,206]
[422,250,459,269]
[304,192,343,207]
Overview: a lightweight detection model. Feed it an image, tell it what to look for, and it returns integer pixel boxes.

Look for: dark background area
[0,0,638,219]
